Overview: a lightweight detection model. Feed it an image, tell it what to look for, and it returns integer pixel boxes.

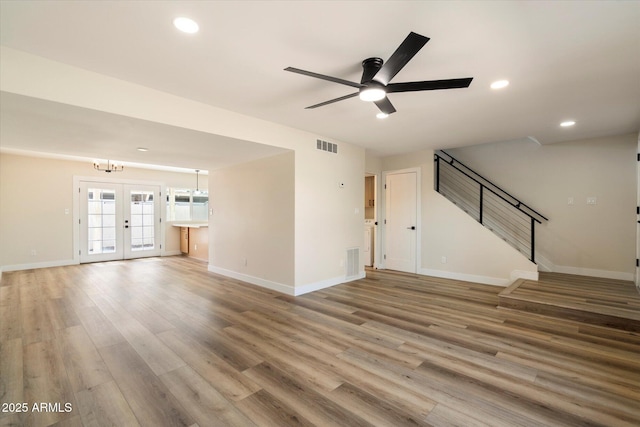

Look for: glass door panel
[80,181,161,263]
[129,190,156,252]
[124,185,161,259]
[80,183,123,263]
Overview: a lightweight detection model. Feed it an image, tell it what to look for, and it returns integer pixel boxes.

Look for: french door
[79,181,161,263]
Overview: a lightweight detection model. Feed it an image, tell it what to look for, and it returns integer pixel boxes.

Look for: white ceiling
[1,1,639,169]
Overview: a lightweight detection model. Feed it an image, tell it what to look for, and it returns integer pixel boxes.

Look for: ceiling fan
[285,32,473,116]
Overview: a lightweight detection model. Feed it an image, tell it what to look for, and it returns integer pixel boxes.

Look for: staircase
[434,150,548,263]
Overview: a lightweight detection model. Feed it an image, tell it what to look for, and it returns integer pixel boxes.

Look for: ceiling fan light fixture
[359,86,386,102]
[173,17,199,34]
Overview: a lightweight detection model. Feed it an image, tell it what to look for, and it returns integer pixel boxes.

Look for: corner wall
[1,47,366,292]
[448,134,636,280]
[208,152,295,292]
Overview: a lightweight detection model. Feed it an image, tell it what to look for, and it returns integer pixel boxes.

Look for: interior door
[384,171,417,273]
[79,181,161,263]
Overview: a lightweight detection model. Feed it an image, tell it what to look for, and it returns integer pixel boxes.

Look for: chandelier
[93,160,124,173]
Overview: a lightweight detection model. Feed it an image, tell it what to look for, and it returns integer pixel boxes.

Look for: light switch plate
[587,196,597,205]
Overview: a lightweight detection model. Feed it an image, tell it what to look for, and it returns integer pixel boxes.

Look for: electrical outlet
[194,244,197,251]
[567,197,574,205]
[441,256,447,264]
[30,249,37,256]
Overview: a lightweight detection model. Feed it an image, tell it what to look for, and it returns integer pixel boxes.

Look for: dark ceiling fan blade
[284,67,363,89]
[373,32,430,85]
[387,77,473,93]
[374,97,396,115]
[305,92,359,109]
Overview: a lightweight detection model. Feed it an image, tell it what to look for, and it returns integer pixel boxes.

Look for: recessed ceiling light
[376,112,389,119]
[560,120,576,127]
[173,17,199,34]
[137,147,149,152]
[490,80,509,89]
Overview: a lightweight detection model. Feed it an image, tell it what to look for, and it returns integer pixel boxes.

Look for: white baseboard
[511,269,539,281]
[207,265,365,296]
[420,268,511,287]
[551,265,633,282]
[293,271,366,296]
[535,252,633,281]
[207,265,295,295]
[162,250,183,257]
[0,259,78,273]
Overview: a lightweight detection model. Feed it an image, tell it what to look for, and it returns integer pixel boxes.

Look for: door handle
[407,226,416,230]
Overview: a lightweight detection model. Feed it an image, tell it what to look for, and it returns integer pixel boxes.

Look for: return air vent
[346,247,359,279]
[317,139,338,154]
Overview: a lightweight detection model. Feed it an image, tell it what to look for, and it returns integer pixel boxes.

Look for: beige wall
[209,152,295,288]
[0,152,204,269]
[368,149,537,285]
[448,133,637,280]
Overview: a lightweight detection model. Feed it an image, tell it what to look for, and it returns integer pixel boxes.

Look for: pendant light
[194,170,201,195]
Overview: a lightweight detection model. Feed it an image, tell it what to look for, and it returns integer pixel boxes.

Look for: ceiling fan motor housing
[361,57,384,84]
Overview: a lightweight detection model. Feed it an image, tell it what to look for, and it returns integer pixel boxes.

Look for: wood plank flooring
[499,272,640,332]
[1,257,639,426]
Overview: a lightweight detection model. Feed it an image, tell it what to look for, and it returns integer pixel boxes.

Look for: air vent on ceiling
[317,139,338,154]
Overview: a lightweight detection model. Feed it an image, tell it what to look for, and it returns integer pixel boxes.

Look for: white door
[384,171,418,273]
[79,182,161,263]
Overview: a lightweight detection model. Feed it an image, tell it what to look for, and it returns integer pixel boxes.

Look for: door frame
[364,171,380,269]
[636,136,639,290]
[73,176,166,264]
[380,167,421,272]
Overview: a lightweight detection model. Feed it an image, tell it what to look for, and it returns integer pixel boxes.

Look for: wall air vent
[346,247,359,279]
[317,139,338,154]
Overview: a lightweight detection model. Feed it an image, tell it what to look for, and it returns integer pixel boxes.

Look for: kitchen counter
[172,223,208,228]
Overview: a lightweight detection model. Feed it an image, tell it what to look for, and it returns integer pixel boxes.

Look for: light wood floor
[1,257,639,426]
[500,272,640,332]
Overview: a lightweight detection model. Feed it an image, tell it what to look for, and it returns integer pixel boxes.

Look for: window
[166,188,209,221]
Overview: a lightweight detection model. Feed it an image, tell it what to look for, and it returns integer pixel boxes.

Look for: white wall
[368,149,537,286]
[448,134,636,281]
[209,152,295,290]
[0,152,205,270]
